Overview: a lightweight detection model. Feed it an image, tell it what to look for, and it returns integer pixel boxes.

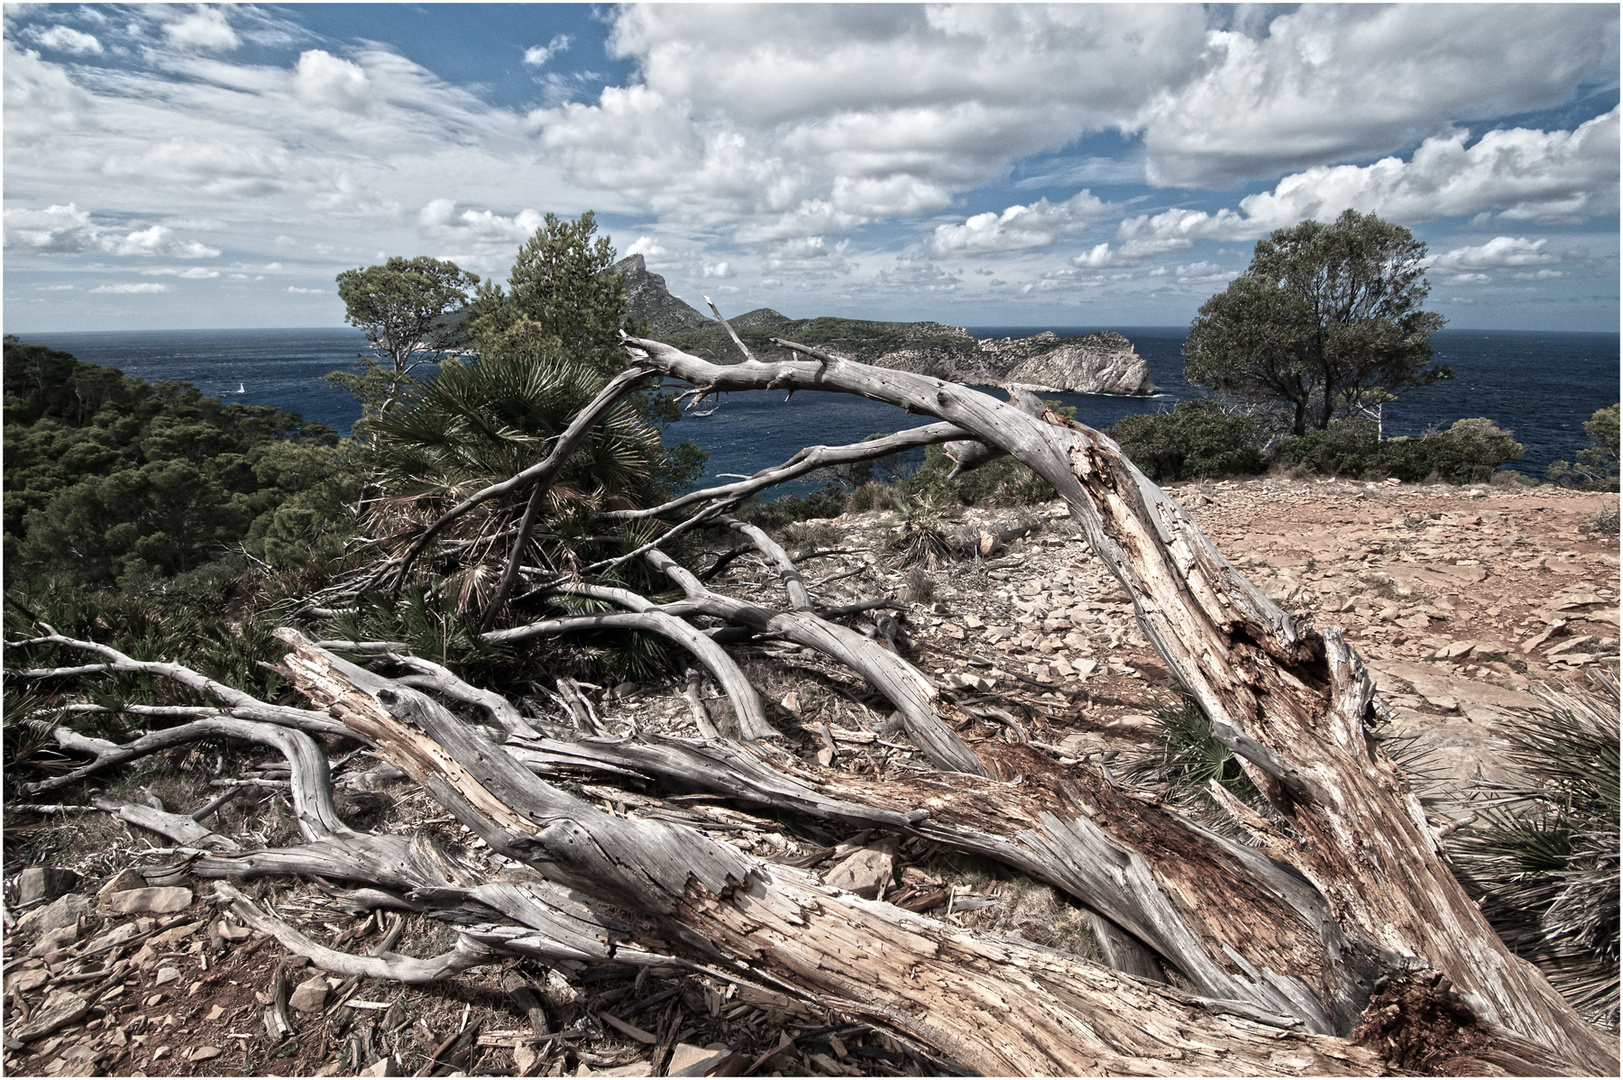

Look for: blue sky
[5,3,1619,333]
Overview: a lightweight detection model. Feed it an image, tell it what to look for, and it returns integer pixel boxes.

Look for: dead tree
[6,329,1614,1076]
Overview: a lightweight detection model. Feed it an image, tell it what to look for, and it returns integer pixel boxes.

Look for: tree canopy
[3,339,354,587]
[1183,209,1451,436]
[333,256,480,422]
[467,210,629,375]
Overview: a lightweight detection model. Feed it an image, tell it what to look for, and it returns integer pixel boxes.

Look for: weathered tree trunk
[9,332,1614,1075]
[616,334,1617,1074]
[276,631,1397,1076]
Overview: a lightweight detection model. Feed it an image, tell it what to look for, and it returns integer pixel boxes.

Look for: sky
[4,2,1619,333]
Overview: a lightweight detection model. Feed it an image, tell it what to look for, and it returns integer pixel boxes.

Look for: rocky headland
[609,254,1156,396]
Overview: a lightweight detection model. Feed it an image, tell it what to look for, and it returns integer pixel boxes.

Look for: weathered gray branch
[381,364,656,593]
[644,549,985,776]
[620,333,1615,1072]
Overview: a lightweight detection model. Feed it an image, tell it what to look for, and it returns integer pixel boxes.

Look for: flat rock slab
[1366,661,1541,714]
[824,847,894,899]
[96,868,144,905]
[290,974,330,1013]
[14,988,90,1042]
[15,893,91,939]
[17,867,81,907]
[106,886,193,915]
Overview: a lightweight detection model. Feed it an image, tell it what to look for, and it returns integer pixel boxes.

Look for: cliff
[606,257,1155,396]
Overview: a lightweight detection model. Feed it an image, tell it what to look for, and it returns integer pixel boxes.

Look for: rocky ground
[3,475,1617,1077]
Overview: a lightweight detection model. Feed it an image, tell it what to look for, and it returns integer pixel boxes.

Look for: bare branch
[601,422,965,523]
[215,882,497,982]
[380,364,656,593]
[704,296,760,364]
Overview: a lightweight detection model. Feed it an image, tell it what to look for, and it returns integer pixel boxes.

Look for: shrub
[1449,676,1619,1030]
[1272,417,1383,478]
[1377,417,1522,484]
[1547,403,1620,491]
[1110,400,1267,482]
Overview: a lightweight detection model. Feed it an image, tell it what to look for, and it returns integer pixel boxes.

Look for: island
[610,254,1156,396]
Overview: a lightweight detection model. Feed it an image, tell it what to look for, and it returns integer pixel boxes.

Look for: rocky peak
[606,254,711,332]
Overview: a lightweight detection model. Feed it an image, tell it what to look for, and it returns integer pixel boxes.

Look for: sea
[16,326,1620,494]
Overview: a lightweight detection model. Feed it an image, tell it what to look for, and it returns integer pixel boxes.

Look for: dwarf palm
[368,346,665,616]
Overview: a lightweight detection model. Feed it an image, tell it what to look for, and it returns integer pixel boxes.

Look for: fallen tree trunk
[616,333,1617,1073]
[276,630,1397,1076]
[8,330,1613,1075]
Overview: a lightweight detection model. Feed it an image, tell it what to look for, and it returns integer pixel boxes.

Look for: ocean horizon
[15,325,1619,488]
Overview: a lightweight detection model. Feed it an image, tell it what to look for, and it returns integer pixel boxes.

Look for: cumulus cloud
[164,5,240,52]
[287,286,325,294]
[1238,109,1620,227]
[114,225,222,258]
[294,50,372,113]
[624,236,666,259]
[1432,236,1555,271]
[1089,109,1619,262]
[28,25,104,55]
[530,3,1618,246]
[535,5,1208,241]
[3,40,96,137]
[524,35,572,67]
[5,204,106,254]
[928,190,1110,255]
[702,261,733,279]
[4,204,222,258]
[417,199,544,245]
[1136,4,1618,186]
[92,282,170,294]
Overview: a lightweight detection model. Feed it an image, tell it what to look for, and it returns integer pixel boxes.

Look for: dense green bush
[1110,400,1267,482]
[4,340,356,587]
[1271,417,1384,477]
[1378,418,1522,484]
[1547,403,1620,491]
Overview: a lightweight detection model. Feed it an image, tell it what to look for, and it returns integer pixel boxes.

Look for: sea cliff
[610,255,1156,396]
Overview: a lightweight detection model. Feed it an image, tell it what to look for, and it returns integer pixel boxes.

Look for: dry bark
[7,332,1614,1075]
[275,630,1396,1077]
[615,333,1616,1074]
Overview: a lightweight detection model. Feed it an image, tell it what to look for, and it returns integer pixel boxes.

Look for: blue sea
[16,326,1619,491]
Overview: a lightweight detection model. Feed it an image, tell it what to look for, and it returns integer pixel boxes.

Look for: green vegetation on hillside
[4,338,358,590]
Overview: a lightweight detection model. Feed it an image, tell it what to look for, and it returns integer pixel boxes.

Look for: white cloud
[139,266,222,278]
[5,203,106,253]
[114,225,221,258]
[1135,4,1618,186]
[624,236,665,259]
[874,257,960,291]
[1092,109,1619,260]
[536,6,1208,241]
[287,286,325,294]
[524,35,572,68]
[417,199,543,245]
[164,5,240,52]
[3,204,221,258]
[2,41,96,137]
[91,282,170,294]
[928,190,1109,255]
[1432,237,1555,272]
[294,50,371,113]
[29,26,104,55]
[702,261,733,279]
[1237,109,1620,228]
